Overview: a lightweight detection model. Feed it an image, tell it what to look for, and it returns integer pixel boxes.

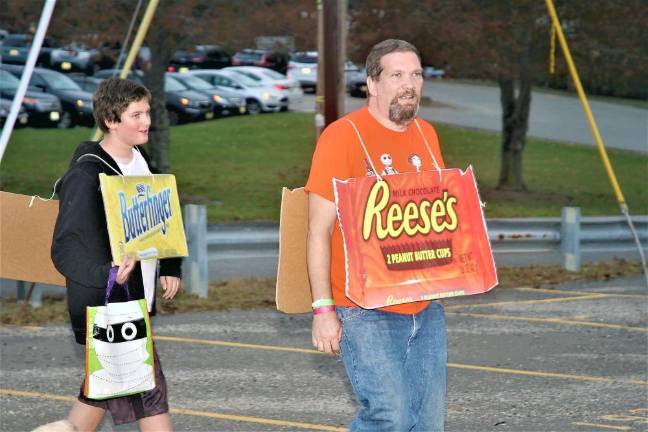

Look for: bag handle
[105,266,133,304]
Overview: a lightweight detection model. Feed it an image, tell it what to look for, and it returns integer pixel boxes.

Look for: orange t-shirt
[305,107,446,314]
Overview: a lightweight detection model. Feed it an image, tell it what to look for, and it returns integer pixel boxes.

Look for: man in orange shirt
[305,39,447,431]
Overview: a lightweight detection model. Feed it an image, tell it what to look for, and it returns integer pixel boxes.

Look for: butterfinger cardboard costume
[99,174,188,265]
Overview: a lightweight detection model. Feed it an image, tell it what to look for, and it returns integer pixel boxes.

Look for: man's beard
[388,89,419,125]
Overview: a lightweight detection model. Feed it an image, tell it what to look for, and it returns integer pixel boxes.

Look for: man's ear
[366,76,377,98]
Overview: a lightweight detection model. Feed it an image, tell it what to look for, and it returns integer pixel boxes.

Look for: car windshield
[262,69,285,80]
[222,72,260,87]
[292,53,317,63]
[0,71,20,90]
[4,35,30,47]
[176,74,214,90]
[236,51,262,61]
[165,76,188,92]
[39,70,82,90]
[230,70,261,82]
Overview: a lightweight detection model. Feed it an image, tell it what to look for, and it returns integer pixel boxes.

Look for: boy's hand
[160,276,181,300]
[115,255,136,285]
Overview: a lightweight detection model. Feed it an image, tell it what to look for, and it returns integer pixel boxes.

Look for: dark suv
[0,33,59,67]
[0,69,62,127]
[231,49,289,74]
[2,64,94,128]
[169,45,231,71]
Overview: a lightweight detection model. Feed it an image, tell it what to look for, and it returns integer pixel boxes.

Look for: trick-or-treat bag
[84,267,155,400]
[333,166,498,309]
[99,173,188,265]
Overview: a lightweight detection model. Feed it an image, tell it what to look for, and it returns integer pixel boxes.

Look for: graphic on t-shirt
[408,153,423,172]
[380,153,398,175]
[364,159,376,177]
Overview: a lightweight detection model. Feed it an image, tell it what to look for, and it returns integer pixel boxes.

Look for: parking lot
[1,275,646,431]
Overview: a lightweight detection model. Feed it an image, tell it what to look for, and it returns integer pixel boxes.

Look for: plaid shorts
[78,346,168,425]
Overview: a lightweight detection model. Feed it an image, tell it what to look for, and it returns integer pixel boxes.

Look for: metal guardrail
[19,206,645,305]
[201,211,648,254]
[184,206,647,297]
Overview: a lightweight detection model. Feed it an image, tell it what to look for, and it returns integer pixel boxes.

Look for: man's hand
[160,276,181,300]
[312,311,342,355]
[115,255,136,285]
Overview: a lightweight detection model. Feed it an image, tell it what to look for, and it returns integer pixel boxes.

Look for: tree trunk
[497,76,531,191]
[144,68,169,173]
[142,21,175,173]
[497,6,534,192]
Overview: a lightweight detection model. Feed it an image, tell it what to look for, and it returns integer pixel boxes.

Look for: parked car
[287,51,360,94]
[188,69,287,114]
[1,64,93,128]
[0,33,58,67]
[287,51,317,92]
[169,72,245,116]
[69,74,104,94]
[347,68,368,98]
[49,42,110,75]
[0,97,29,128]
[164,75,213,125]
[423,66,445,79]
[224,66,302,111]
[93,69,144,82]
[169,45,231,71]
[0,69,62,127]
[231,49,289,74]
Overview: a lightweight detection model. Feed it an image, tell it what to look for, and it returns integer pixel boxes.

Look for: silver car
[224,66,302,110]
[188,69,287,114]
[288,51,360,94]
[287,51,318,92]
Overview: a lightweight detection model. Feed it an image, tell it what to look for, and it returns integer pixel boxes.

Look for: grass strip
[1,113,646,221]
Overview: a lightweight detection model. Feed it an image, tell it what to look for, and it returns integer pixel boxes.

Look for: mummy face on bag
[92,301,149,372]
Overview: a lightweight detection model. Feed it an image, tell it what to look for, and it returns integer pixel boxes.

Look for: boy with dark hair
[52,77,182,431]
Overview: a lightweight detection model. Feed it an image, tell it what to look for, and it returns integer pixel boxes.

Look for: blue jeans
[337,302,447,432]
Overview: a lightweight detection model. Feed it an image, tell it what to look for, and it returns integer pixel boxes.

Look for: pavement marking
[171,408,346,431]
[0,389,346,432]
[153,335,647,387]
[512,287,646,299]
[447,363,646,386]
[446,293,610,310]
[572,422,632,430]
[154,335,327,355]
[447,311,648,333]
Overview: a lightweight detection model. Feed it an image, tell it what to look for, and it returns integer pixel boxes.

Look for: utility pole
[315,0,347,140]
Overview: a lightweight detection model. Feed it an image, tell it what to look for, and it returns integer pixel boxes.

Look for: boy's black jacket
[51,141,182,344]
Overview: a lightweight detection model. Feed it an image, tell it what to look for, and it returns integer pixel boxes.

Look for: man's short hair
[93,78,151,133]
[365,39,421,81]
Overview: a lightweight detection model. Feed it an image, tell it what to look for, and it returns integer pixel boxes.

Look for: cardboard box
[0,191,65,286]
[275,187,312,313]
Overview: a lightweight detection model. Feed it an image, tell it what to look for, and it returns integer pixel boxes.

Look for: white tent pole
[0,0,57,164]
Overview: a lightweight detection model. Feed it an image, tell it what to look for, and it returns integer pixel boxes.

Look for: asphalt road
[293,80,648,154]
[1,275,646,431]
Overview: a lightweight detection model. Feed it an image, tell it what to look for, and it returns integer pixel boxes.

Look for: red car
[231,49,289,74]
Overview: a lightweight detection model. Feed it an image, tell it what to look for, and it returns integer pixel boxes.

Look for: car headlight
[261,92,271,101]
[76,99,85,108]
[302,67,311,74]
[213,95,222,103]
[180,97,190,106]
